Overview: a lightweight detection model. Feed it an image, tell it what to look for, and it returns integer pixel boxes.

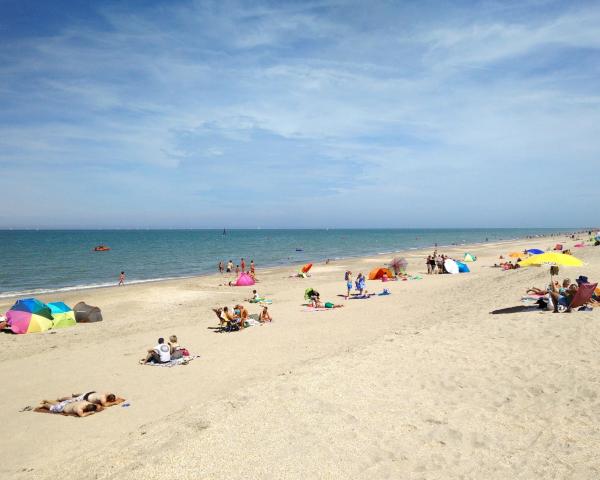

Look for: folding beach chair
[558,282,598,312]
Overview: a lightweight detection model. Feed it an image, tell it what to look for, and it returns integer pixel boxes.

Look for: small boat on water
[93,245,111,252]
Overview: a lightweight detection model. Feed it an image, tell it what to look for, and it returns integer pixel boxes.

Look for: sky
[0,0,599,228]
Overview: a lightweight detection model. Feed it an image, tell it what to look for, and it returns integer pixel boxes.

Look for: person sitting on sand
[169,335,184,359]
[260,306,273,322]
[39,398,99,417]
[141,337,171,364]
[248,289,261,302]
[234,304,248,327]
[528,279,569,296]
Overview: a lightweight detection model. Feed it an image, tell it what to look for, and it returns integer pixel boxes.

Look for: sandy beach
[1,233,599,479]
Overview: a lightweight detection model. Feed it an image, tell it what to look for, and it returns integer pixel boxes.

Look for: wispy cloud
[0,0,599,227]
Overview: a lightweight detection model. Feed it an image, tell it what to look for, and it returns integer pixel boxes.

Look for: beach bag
[181,348,190,357]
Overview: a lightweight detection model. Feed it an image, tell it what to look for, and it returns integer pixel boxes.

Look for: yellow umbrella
[518,252,583,267]
[509,252,524,258]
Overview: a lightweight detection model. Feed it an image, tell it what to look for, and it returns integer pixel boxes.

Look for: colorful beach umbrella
[526,248,544,255]
[301,263,313,273]
[508,252,524,259]
[444,259,459,274]
[456,261,470,273]
[6,298,53,334]
[518,252,583,267]
[47,302,76,329]
[463,253,476,262]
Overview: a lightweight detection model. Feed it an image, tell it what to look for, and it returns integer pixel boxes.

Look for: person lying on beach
[528,279,569,296]
[62,392,117,407]
[312,299,344,309]
[141,338,171,364]
[38,399,99,417]
[260,306,273,322]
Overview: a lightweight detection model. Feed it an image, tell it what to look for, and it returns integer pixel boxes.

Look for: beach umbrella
[508,252,524,258]
[5,298,53,334]
[444,259,459,274]
[518,252,583,267]
[526,248,544,255]
[463,253,476,262]
[47,302,76,329]
[301,263,313,273]
[389,257,408,275]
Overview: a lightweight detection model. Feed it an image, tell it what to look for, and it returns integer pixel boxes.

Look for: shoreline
[0,229,582,302]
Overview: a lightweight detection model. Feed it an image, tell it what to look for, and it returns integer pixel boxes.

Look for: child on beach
[218,261,224,273]
[345,271,353,299]
[226,260,233,273]
[118,271,125,286]
[235,265,240,275]
[260,306,272,322]
[250,260,255,274]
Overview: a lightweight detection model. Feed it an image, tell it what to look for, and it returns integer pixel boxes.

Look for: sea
[0,228,576,298]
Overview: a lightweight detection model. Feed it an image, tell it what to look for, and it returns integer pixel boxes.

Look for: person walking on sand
[226,260,233,273]
[218,261,224,274]
[119,271,125,286]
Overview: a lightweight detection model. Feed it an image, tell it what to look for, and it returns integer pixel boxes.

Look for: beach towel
[302,307,334,312]
[144,355,200,367]
[33,397,125,417]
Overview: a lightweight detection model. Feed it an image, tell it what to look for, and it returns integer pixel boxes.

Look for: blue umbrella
[526,249,544,255]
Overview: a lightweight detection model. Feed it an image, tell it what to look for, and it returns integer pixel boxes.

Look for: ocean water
[0,228,573,297]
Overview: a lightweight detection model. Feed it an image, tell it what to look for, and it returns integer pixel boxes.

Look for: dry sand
[1,234,599,479]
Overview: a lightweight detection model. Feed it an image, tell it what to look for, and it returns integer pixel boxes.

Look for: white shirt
[154,343,171,362]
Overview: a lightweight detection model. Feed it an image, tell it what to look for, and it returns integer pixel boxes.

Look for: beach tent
[5,298,54,334]
[463,253,476,262]
[368,267,394,280]
[47,302,76,329]
[73,302,103,323]
[456,261,470,273]
[301,263,313,273]
[234,272,255,286]
[526,249,544,255]
[508,252,524,259]
[444,259,459,275]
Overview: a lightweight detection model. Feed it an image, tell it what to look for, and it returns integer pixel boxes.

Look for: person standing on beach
[235,264,240,275]
[218,261,224,273]
[345,271,353,299]
[241,258,246,272]
[119,271,125,286]
[226,260,233,273]
[250,260,255,275]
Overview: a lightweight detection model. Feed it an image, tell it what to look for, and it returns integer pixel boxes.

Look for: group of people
[140,335,187,364]
[213,302,272,332]
[219,258,255,276]
[39,391,117,417]
[527,275,597,312]
[344,271,367,298]
[425,253,451,274]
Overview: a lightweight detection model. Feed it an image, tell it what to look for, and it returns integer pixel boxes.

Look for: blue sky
[1,0,599,228]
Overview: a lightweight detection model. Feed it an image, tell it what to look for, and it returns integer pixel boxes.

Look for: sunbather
[550,284,578,313]
[312,299,344,309]
[39,399,99,417]
[65,392,117,406]
[169,335,185,359]
[260,306,273,322]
